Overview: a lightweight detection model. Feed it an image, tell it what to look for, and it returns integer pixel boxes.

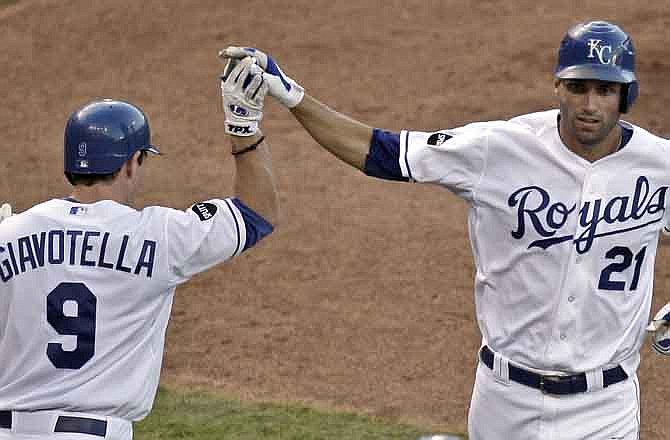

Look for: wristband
[232,136,265,156]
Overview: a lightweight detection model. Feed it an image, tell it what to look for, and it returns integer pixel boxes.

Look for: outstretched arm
[289,94,372,171]
[220,47,377,173]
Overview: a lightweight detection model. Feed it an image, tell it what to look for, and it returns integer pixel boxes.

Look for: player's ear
[124,151,142,178]
[554,79,561,94]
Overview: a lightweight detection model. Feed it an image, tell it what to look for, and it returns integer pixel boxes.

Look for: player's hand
[219,46,304,109]
[646,302,670,356]
[0,203,13,223]
[221,57,269,137]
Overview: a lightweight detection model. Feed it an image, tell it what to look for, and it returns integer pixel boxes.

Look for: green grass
[134,386,458,440]
[0,0,18,7]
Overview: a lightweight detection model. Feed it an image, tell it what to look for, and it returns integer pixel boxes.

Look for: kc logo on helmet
[587,39,614,65]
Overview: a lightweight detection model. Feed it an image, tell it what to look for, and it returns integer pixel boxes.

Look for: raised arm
[221,57,280,226]
[220,47,375,172]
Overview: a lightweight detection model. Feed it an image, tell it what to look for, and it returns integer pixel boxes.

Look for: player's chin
[574,124,605,145]
[575,131,606,148]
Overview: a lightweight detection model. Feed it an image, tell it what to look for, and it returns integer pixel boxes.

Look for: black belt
[0,410,107,437]
[480,345,628,395]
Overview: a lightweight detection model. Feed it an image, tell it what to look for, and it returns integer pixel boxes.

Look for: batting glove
[219,46,304,109]
[221,57,269,137]
[646,302,670,356]
[0,203,12,222]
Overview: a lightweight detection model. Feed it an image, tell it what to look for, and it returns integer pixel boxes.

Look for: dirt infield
[2,0,670,436]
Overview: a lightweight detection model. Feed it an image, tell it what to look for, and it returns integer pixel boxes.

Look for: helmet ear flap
[620,81,639,113]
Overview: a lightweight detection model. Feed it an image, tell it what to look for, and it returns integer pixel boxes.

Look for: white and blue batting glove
[221,57,269,136]
[220,46,304,109]
[646,302,670,356]
[0,203,12,222]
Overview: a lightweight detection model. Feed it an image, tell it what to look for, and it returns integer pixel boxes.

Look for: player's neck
[559,121,622,163]
[69,183,131,206]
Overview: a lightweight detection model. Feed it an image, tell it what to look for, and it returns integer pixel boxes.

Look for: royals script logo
[508,176,668,254]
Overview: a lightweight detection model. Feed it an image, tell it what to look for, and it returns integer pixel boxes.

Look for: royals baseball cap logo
[587,39,614,65]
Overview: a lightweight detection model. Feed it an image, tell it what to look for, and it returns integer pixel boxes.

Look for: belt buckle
[539,374,564,394]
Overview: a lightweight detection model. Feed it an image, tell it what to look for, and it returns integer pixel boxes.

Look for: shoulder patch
[427,132,452,146]
[191,202,218,221]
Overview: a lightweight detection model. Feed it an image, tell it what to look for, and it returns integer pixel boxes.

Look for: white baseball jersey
[0,197,262,421]
[396,110,670,375]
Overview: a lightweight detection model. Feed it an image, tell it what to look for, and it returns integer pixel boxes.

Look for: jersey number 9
[46,282,97,369]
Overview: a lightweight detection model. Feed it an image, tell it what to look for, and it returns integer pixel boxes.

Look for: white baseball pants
[468,362,640,439]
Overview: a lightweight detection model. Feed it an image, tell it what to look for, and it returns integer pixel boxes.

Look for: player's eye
[565,82,586,94]
[597,84,618,96]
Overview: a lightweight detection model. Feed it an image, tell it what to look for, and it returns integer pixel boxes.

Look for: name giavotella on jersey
[0,229,157,283]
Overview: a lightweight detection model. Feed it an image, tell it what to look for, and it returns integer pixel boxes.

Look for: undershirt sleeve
[363,128,408,181]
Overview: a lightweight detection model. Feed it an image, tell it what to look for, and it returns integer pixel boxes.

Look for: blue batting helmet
[555,21,638,113]
[64,99,161,175]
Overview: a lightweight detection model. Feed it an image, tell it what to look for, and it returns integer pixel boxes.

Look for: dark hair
[65,171,117,186]
[65,151,147,186]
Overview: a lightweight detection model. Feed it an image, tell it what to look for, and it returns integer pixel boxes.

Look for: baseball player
[0,57,275,439]
[223,21,669,439]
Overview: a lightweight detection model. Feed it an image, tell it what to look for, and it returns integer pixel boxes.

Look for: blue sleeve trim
[363,128,409,181]
[403,131,413,180]
[223,201,242,256]
[230,198,274,251]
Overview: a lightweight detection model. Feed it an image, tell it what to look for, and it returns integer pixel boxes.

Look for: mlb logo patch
[69,206,88,216]
[77,159,89,169]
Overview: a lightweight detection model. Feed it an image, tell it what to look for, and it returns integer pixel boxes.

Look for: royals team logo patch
[192,202,218,221]
[427,132,452,146]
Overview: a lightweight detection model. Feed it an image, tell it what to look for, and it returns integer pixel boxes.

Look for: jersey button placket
[553,168,591,356]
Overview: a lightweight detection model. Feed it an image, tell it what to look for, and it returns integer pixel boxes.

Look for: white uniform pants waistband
[0,410,132,439]
[481,345,625,394]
